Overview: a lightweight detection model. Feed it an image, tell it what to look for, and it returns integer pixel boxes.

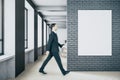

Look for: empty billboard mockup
[78,10,112,56]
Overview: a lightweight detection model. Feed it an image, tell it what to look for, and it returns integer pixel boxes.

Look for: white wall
[4,0,15,55]
[37,15,42,47]
[57,28,67,44]
[25,1,34,51]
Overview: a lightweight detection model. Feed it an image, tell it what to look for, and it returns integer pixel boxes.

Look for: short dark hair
[50,23,56,29]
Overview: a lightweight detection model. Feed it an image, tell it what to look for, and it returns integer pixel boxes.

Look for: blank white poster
[78,10,112,56]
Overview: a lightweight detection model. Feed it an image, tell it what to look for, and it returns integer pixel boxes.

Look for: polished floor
[9,53,120,80]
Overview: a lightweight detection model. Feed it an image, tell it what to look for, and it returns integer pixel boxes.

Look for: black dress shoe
[39,70,47,74]
[63,71,70,76]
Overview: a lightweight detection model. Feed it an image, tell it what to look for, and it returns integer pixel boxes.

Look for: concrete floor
[10,54,120,80]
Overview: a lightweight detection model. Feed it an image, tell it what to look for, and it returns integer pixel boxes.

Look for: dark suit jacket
[46,31,63,53]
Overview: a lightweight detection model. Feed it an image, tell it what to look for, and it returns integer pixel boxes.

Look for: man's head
[51,23,58,31]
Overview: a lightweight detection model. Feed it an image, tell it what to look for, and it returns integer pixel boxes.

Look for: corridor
[1,0,120,80]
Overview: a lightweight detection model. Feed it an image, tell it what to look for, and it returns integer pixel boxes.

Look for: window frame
[0,0,4,55]
[24,8,28,49]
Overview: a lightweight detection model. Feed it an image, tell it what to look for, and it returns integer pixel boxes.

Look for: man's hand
[46,51,50,54]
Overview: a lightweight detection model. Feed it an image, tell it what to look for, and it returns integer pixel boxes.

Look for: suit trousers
[40,52,66,74]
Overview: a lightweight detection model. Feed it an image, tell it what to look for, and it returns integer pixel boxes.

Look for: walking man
[39,23,70,76]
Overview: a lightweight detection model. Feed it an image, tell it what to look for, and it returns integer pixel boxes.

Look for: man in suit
[39,23,70,76]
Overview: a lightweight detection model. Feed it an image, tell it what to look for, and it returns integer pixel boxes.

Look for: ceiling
[32,0,67,28]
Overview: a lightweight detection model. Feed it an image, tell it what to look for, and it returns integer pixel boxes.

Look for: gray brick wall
[67,0,120,71]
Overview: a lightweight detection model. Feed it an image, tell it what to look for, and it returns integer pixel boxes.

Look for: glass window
[0,0,3,55]
[47,25,50,42]
[24,8,28,49]
[38,15,42,47]
[44,21,46,45]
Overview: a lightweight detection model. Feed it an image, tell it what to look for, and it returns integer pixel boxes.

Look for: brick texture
[67,0,120,71]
